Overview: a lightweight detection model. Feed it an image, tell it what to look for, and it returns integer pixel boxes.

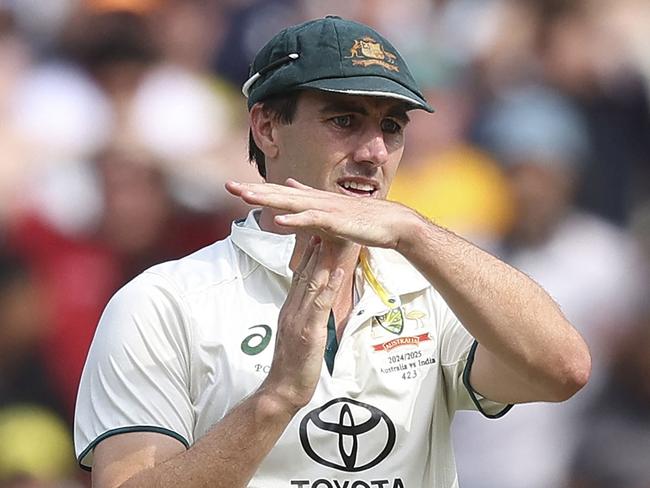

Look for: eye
[381,118,402,134]
[331,115,352,128]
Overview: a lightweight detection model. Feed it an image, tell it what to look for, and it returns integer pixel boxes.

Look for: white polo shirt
[75,210,509,488]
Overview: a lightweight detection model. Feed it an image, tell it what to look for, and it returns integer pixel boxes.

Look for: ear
[249,103,279,159]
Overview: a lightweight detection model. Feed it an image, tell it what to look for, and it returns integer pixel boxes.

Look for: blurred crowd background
[0,0,649,487]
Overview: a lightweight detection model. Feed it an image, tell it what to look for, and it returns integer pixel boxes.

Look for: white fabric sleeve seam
[141,270,195,390]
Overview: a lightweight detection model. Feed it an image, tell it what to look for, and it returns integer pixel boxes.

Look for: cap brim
[298,76,434,113]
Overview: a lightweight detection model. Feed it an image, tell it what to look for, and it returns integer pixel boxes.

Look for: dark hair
[248,92,300,178]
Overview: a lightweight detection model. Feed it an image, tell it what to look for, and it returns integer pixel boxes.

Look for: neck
[258,208,288,236]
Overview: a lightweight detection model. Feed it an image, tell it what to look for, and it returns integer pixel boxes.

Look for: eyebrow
[319,100,411,124]
[388,107,411,125]
[319,101,368,116]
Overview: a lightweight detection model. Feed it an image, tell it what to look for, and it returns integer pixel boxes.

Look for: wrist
[255,382,304,421]
[394,208,429,257]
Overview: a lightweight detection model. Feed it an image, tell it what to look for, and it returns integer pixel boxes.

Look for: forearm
[396,211,591,401]
[120,386,296,488]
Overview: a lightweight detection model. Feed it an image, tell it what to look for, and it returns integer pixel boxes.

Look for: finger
[290,240,321,304]
[319,237,356,269]
[291,238,318,289]
[275,210,332,233]
[225,181,280,208]
[285,178,313,190]
[237,189,317,213]
[283,180,335,202]
[232,181,334,205]
[224,180,243,196]
[311,268,345,315]
[224,181,287,203]
[277,213,351,246]
[292,236,317,277]
[300,239,346,309]
[229,181,304,196]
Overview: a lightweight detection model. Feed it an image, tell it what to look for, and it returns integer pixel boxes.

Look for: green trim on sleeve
[77,426,190,471]
[462,340,513,419]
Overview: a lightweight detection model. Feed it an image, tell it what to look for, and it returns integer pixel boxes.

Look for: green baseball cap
[242,16,434,112]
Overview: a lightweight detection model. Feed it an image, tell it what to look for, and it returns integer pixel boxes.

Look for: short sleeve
[74,272,194,470]
[435,293,512,418]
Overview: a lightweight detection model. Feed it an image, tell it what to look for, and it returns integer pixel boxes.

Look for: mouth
[337,178,379,198]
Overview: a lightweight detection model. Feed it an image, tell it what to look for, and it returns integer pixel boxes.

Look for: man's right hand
[261,237,344,412]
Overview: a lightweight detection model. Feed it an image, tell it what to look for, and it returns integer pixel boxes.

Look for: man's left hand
[225,178,417,249]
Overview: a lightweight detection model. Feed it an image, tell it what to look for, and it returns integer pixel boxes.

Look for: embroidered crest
[372,307,404,335]
[347,37,399,72]
[371,307,428,343]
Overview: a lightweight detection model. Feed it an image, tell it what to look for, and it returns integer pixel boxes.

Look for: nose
[352,127,389,166]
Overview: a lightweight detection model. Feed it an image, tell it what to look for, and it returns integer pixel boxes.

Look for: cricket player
[74,16,591,488]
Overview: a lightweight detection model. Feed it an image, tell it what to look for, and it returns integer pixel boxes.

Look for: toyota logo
[299,398,396,472]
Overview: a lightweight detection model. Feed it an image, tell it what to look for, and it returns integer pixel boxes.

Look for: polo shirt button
[357,310,364,315]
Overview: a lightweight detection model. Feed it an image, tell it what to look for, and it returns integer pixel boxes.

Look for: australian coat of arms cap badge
[346,36,399,72]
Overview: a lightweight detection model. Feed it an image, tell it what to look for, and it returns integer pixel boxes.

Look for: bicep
[92,432,186,488]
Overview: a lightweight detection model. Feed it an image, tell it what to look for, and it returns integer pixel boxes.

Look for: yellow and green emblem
[373,307,404,335]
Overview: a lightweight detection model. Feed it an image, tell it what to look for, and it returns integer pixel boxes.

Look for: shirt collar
[230,209,430,295]
[364,246,430,297]
[230,209,296,278]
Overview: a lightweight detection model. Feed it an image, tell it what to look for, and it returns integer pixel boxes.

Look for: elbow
[548,345,592,402]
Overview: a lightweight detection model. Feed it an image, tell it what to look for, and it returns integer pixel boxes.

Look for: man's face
[267,91,410,199]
